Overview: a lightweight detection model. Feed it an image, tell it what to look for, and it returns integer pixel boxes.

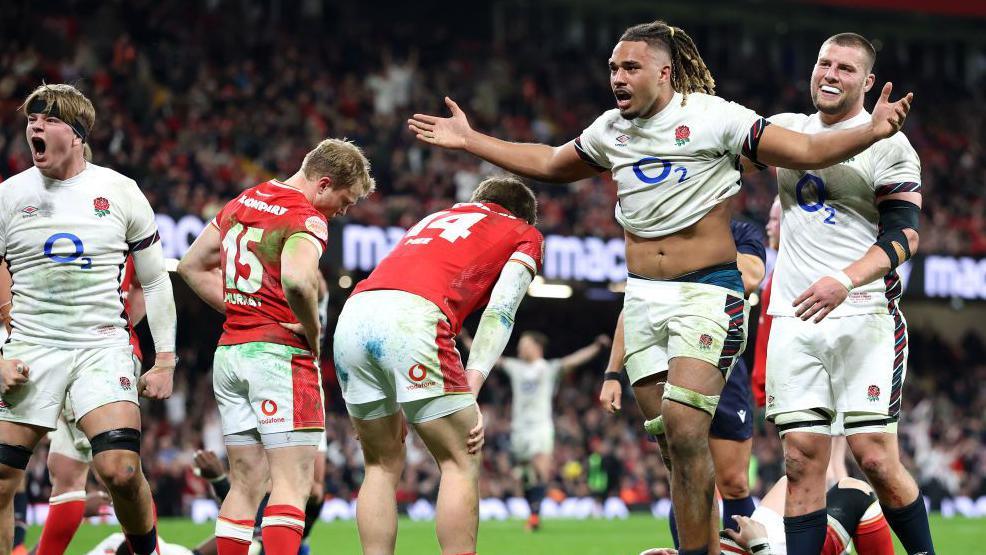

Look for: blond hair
[20,83,96,141]
[302,138,375,197]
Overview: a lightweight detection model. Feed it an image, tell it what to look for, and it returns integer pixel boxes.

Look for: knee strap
[90,428,141,455]
[643,415,665,437]
[772,409,833,436]
[0,443,33,470]
[663,383,720,416]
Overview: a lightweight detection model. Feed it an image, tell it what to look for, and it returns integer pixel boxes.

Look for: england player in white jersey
[0,84,177,555]
[409,19,912,554]
[756,34,934,555]
[498,332,609,531]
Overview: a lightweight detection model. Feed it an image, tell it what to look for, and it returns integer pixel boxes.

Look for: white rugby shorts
[623,277,747,385]
[0,340,139,430]
[766,312,907,435]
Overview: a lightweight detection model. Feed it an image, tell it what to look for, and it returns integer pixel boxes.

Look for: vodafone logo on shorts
[261,399,278,416]
[406,364,437,391]
[408,364,428,382]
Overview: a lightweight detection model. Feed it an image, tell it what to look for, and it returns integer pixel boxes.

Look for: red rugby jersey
[213,180,328,350]
[353,202,543,333]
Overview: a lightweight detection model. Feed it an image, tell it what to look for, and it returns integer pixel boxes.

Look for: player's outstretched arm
[177,225,226,313]
[408,97,599,183]
[560,335,611,372]
[465,261,535,395]
[756,82,913,170]
[280,234,322,359]
[794,191,921,322]
[599,311,626,415]
[132,239,178,399]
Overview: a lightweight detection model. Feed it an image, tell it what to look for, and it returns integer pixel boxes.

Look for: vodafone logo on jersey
[261,399,278,416]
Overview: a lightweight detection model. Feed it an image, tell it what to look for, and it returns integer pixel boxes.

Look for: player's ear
[863,73,875,93]
[318,176,333,192]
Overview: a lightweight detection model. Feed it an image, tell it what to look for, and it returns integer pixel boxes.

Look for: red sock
[261,504,305,555]
[216,516,254,555]
[852,514,896,555]
[36,492,87,555]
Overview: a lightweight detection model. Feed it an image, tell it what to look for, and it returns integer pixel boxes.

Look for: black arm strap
[875,199,920,270]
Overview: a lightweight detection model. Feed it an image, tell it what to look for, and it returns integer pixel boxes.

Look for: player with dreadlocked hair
[619,21,715,104]
[410,18,913,554]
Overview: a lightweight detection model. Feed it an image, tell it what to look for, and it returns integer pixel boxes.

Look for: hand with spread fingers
[723,515,770,550]
[870,82,913,138]
[408,97,474,150]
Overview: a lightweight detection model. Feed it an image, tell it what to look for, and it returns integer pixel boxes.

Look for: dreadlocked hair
[620,20,716,105]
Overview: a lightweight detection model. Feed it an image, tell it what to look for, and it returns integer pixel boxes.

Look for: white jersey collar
[631,92,683,128]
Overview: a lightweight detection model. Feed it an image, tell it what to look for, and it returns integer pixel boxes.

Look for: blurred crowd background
[2,0,984,517]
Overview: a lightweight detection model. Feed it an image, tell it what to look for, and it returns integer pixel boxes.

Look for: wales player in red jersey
[334,176,542,555]
[179,138,374,555]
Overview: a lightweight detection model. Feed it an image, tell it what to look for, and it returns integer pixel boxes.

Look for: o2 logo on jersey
[632,156,688,186]
[795,174,836,225]
[43,232,92,269]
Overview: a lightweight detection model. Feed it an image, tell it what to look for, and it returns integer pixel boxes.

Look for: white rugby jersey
[0,163,159,347]
[767,110,921,318]
[501,357,563,433]
[576,92,766,237]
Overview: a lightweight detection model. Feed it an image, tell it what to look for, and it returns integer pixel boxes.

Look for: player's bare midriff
[624,202,736,280]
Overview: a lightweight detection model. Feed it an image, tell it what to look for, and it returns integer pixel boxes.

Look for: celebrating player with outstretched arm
[178,138,374,555]
[410,19,912,555]
[0,83,177,555]
[757,33,933,555]
[334,176,542,555]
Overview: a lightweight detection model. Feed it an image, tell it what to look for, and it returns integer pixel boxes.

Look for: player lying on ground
[639,475,894,555]
[410,18,911,555]
[334,176,543,555]
[179,138,374,555]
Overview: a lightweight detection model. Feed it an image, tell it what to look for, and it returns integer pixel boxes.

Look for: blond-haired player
[179,138,373,555]
[409,19,912,554]
[0,83,177,555]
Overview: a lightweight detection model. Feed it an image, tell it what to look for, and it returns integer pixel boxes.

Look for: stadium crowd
[2,1,984,517]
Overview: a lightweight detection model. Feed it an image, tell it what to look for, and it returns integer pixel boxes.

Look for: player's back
[353,202,543,333]
[214,180,328,350]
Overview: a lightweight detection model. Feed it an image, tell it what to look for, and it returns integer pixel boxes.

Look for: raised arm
[464,261,535,395]
[177,224,226,313]
[408,97,599,183]
[560,335,611,372]
[756,83,912,170]
[280,235,323,359]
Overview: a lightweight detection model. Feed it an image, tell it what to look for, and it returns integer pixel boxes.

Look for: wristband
[603,371,621,381]
[828,270,854,292]
[748,537,772,554]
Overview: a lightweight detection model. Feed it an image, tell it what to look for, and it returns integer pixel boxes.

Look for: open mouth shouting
[614,88,633,110]
[30,136,47,162]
